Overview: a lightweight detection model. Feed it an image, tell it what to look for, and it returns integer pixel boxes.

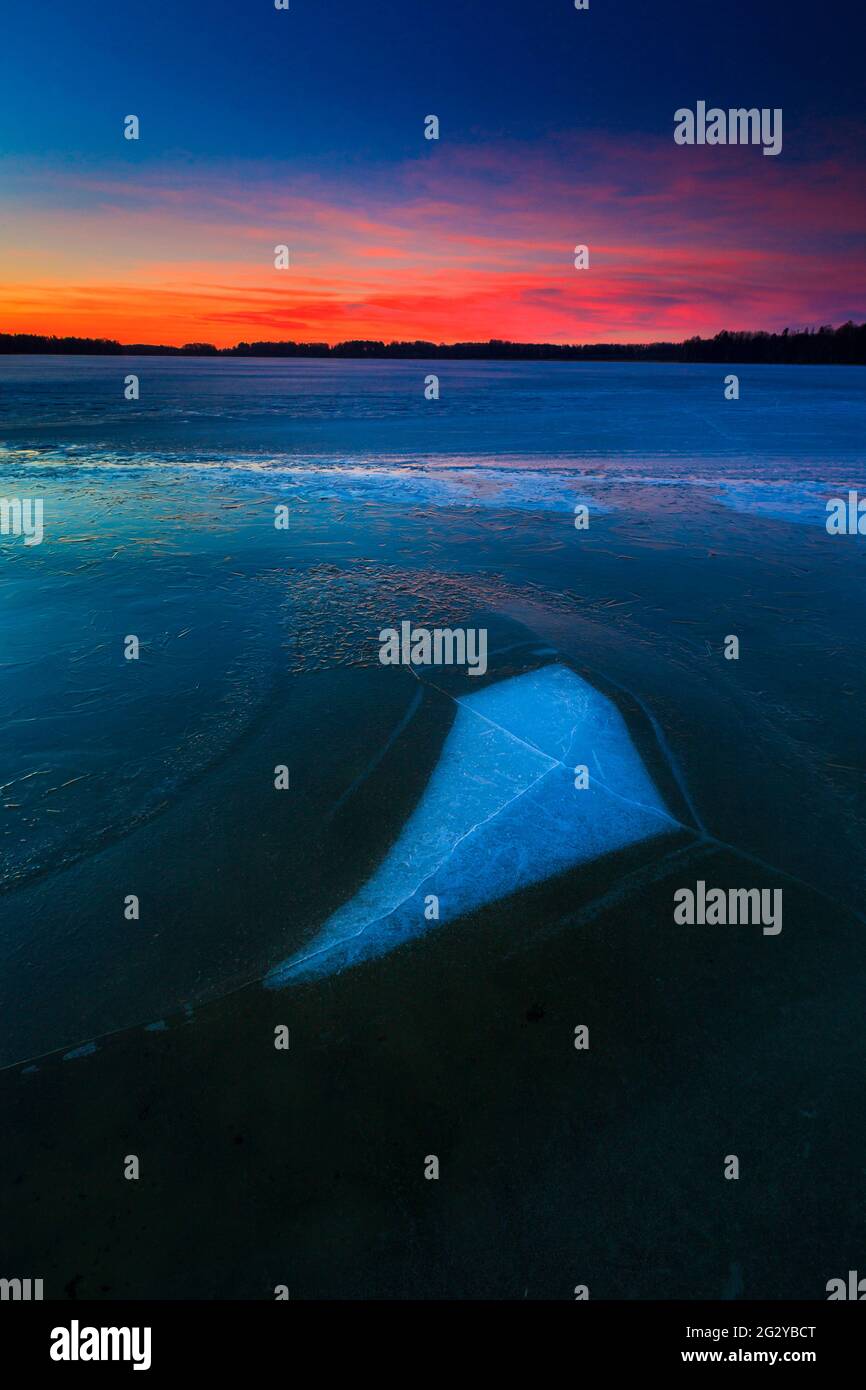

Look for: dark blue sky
[2,0,863,165]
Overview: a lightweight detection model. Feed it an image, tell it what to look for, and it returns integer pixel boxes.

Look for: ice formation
[265,664,678,986]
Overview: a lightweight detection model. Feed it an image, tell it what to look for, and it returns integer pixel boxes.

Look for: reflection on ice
[265,664,678,986]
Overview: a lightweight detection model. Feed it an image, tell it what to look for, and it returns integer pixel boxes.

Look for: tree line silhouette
[1,322,863,364]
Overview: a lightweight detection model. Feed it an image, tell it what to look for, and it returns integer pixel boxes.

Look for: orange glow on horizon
[1,140,863,347]
[1,249,856,349]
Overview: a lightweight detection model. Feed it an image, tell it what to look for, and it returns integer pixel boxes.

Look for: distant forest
[1,322,864,364]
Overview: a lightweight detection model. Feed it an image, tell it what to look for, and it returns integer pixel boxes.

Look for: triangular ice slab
[265,664,678,986]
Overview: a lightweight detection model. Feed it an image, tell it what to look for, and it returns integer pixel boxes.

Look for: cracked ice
[265,664,678,986]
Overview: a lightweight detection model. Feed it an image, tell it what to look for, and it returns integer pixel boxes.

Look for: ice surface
[62,1042,98,1061]
[714,480,836,527]
[265,664,678,986]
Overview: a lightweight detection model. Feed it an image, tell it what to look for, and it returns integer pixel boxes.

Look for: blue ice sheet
[265,664,678,986]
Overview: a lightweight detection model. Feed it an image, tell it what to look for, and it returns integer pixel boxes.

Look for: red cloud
[0,130,863,344]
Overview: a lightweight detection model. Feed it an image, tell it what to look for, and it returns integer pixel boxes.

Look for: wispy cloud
[0,131,863,344]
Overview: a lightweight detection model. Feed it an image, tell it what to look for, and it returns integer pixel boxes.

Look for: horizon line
[1,322,864,364]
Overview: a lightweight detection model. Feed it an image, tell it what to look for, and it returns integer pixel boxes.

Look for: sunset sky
[1,0,864,347]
